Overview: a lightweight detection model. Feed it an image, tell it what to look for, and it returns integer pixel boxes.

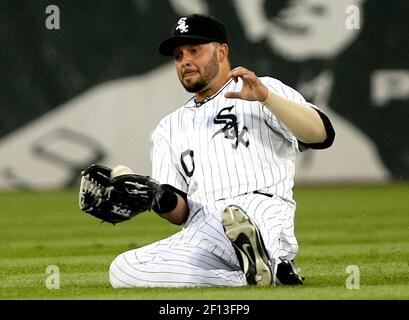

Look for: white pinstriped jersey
[109,76,309,288]
[151,77,308,221]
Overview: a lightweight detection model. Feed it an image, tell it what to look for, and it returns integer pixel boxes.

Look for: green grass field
[1,184,408,300]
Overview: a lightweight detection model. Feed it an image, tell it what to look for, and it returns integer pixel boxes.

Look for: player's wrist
[261,89,275,106]
[260,86,270,103]
[152,187,178,214]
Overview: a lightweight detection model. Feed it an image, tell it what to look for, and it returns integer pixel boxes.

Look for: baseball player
[89,14,335,288]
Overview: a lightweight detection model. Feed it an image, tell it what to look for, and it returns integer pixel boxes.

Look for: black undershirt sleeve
[297,107,335,150]
[152,184,188,215]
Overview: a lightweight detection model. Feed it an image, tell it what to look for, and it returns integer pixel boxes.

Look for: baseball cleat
[222,205,273,286]
[275,259,304,285]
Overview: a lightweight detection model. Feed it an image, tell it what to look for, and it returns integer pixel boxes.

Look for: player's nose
[178,49,194,65]
[181,56,192,68]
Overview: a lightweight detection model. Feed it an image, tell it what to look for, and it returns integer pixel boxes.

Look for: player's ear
[217,43,229,62]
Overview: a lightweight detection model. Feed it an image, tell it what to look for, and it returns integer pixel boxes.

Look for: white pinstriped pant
[109,193,298,288]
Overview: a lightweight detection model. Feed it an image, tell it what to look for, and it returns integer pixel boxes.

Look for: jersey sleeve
[150,119,188,194]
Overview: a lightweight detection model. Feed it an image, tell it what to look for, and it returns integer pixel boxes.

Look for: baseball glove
[79,164,164,224]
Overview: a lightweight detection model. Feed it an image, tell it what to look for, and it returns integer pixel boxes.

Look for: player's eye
[174,52,182,61]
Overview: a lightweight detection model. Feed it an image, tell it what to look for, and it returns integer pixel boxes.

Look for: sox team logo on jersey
[212,106,249,149]
[176,17,189,33]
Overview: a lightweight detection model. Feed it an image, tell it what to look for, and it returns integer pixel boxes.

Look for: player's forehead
[173,42,217,54]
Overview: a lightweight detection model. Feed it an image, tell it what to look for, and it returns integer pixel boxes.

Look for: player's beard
[180,51,219,93]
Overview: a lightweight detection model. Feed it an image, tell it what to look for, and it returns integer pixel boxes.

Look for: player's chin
[182,81,206,93]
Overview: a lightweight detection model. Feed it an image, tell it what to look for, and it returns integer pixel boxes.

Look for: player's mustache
[182,68,199,77]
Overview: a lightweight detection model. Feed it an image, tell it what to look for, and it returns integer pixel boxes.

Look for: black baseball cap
[159,14,228,56]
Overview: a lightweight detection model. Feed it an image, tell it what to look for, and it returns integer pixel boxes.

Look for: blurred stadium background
[1,0,408,187]
[0,0,408,300]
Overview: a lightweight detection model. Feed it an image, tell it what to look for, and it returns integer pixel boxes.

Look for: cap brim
[159,36,217,56]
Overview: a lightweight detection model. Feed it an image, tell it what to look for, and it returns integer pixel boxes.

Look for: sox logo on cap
[175,17,189,33]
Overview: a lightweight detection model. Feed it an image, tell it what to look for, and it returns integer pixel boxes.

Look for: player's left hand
[225,66,269,102]
[79,164,164,224]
